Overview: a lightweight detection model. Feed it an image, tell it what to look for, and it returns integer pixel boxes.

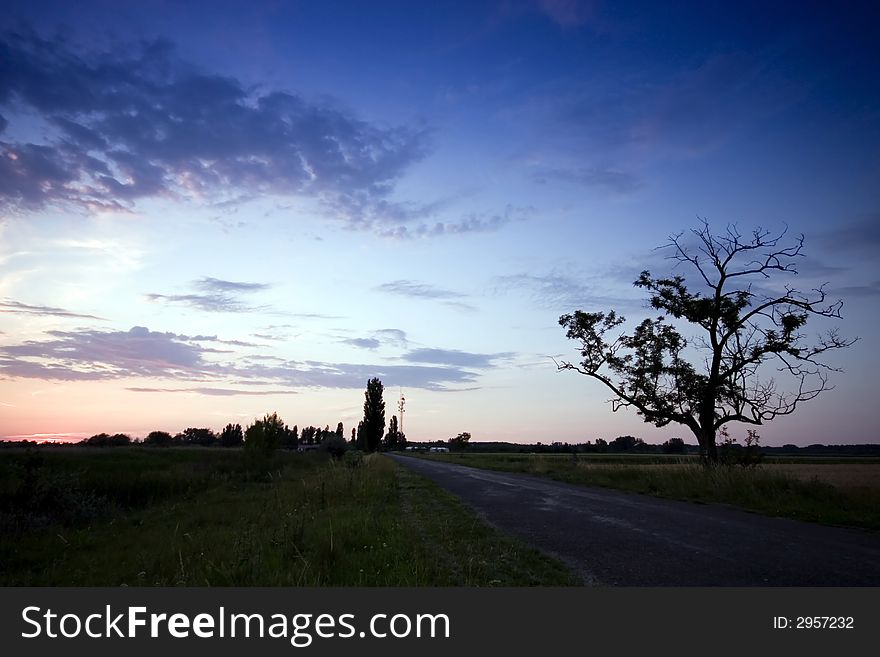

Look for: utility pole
[398,389,406,436]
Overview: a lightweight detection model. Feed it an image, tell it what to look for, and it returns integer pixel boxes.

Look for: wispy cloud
[195,277,271,294]
[147,277,270,313]
[818,215,880,258]
[377,280,466,300]
[376,205,535,239]
[0,326,492,391]
[341,338,381,350]
[0,31,428,229]
[402,348,515,369]
[126,387,298,396]
[0,326,218,380]
[0,299,105,320]
[375,328,409,347]
[494,271,643,312]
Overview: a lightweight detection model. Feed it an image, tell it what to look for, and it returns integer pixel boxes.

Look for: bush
[343,450,364,469]
[322,434,348,460]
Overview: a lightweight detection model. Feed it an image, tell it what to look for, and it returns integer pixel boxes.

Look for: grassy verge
[409,453,880,531]
[0,448,576,586]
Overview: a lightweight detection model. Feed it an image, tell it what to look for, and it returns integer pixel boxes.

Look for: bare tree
[558,221,856,462]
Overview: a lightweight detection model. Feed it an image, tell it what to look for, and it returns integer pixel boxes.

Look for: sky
[0,0,878,446]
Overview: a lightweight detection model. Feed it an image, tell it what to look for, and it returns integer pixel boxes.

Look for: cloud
[341,338,381,350]
[242,360,479,391]
[126,387,298,396]
[493,271,644,313]
[375,329,409,347]
[0,31,428,226]
[147,276,270,313]
[376,205,534,239]
[145,292,256,313]
[493,272,594,309]
[533,167,643,194]
[818,215,880,258]
[0,326,490,391]
[832,283,880,298]
[377,280,466,300]
[0,326,216,380]
[401,348,515,369]
[195,277,271,293]
[0,298,105,320]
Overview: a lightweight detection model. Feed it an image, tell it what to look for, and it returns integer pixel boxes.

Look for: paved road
[390,454,880,586]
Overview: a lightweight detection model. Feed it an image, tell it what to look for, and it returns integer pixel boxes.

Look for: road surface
[390,454,880,586]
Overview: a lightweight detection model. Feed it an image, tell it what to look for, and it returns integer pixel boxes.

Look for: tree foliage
[244,412,286,453]
[449,432,471,450]
[219,423,243,447]
[384,415,400,450]
[362,377,385,452]
[558,221,855,462]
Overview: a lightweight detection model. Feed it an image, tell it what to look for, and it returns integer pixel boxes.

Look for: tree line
[4,377,408,456]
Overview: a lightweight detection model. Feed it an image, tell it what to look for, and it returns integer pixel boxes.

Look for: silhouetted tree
[181,427,217,446]
[558,221,855,462]
[145,430,173,447]
[350,427,356,444]
[280,423,298,450]
[449,431,471,450]
[356,421,364,449]
[662,437,687,454]
[610,435,643,451]
[84,432,131,446]
[336,422,344,439]
[362,377,385,452]
[384,415,400,450]
[244,412,286,453]
[219,423,243,447]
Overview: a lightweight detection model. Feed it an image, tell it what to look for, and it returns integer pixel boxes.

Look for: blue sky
[1,0,878,445]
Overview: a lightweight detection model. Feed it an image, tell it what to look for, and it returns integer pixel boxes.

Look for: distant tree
[181,427,217,446]
[336,422,344,439]
[322,432,348,460]
[350,427,356,444]
[594,438,608,452]
[449,431,471,450]
[362,377,385,452]
[662,437,687,454]
[301,426,317,445]
[84,432,131,446]
[610,435,643,452]
[219,423,244,447]
[145,430,173,447]
[244,412,286,453]
[558,221,855,463]
[280,424,298,450]
[356,421,365,449]
[384,415,400,450]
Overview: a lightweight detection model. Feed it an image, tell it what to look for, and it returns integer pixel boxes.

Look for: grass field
[0,447,577,586]
[409,452,880,530]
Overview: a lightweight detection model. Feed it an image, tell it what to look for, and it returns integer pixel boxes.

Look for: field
[410,452,880,530]
[0,447,577,586]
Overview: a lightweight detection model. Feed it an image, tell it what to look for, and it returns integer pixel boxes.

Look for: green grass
[0,447,577,586]
[409,452,880,531]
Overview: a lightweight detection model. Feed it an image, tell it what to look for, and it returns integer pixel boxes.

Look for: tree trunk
[698,420,717,464]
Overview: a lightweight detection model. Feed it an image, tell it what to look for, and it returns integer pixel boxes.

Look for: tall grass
[0,448,576,586]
